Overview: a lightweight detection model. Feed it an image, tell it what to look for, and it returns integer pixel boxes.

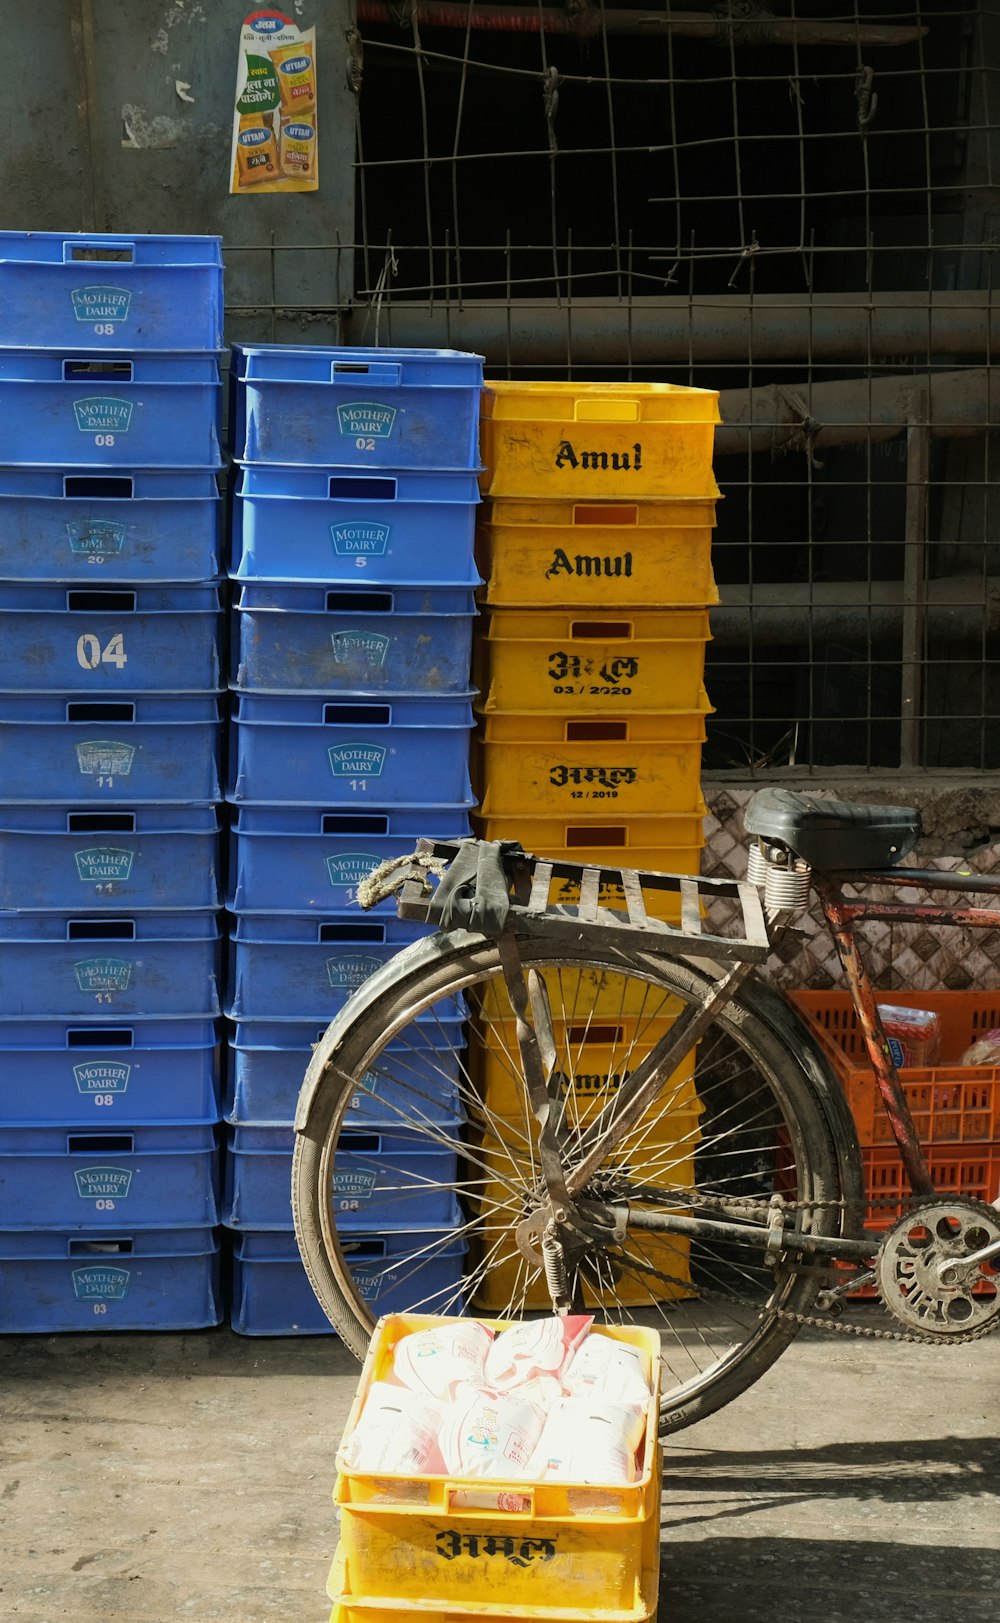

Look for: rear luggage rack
[394,837,771,962]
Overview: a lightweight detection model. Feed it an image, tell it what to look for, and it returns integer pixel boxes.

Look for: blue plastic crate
[226,1019,464,1124]
[230,344,483,470]
[0,1018,220,1125]
[0,1227,222,1332]
[223,1122,459,1230]
[0,351,222,468]
[0,232,224,351]
[230,1225,467,1336]
[0,692,222,803]
[228,804,470,913]
[0,806,221,912]
[0,1121,220,1228]
[0,584,222,692]
[228,692,474,806]
[0,468,221,583]
[234,580,478,694]
[226,913,436,1022]
[0,912,221,1020]
[232,464,480,584]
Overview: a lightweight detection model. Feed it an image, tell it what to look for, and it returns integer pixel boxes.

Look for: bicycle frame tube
[812,865,1000,1200]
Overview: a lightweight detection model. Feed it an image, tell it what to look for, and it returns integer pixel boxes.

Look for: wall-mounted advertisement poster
[230,10,318,195]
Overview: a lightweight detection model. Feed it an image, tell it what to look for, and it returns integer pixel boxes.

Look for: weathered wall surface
[705,782,1000,992]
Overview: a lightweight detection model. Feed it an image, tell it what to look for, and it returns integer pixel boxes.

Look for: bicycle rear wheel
[292,931,847,1432]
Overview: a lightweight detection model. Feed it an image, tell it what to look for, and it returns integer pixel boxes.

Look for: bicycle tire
[292,929,848,1433]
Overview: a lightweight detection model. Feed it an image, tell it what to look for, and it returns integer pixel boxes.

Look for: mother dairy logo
[326,954,382,989]
[75,741,135,777]
[72,1266,131,1301]
[71,286,132,324]
[74,1166,133,1200]
[328,741,387,778]
[326,853,379,889]
[66,519,127,560]
[73,397,134,434]
[330,520,391,557]
[74,847,135,883]
[74,957,133,994]
[336,401,397,439]
[331,630,391,667]
[73,1060,131,1095]
[331,1167,378,1200]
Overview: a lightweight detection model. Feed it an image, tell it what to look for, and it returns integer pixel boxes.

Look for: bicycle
[291,787,1000,1435]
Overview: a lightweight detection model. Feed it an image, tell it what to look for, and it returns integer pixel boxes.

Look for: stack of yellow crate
[468,380,721,1308]
[327,1312,664,1623]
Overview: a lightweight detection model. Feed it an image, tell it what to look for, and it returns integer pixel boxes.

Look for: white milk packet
[341,1381,445,1475]
[527,1396,648,1485]
[562,1333,652,1408]
[438,1383,547,1480]
[391,1320,494,1401]
[483,1315,592,1391]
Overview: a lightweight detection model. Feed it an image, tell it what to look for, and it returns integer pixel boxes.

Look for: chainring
[875,1196,1000,1338]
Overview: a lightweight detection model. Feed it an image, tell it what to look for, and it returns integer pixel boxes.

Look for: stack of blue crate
[0,233,226,1332]
[225,343,484,1333]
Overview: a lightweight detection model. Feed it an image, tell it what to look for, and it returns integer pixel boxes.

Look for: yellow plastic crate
[477,496,719,610]
[474,711,708,817]
[476,607,711,715]
[470,1018,701,1123]
[480,380,720,499]
[473,1130,696,1310]
[332,1313,662,1621]
[473,810,707,851]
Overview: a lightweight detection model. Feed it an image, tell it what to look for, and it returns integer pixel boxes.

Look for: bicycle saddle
[744,787,922,871]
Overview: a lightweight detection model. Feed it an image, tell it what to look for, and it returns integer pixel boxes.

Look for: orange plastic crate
[789,989,1000,1145]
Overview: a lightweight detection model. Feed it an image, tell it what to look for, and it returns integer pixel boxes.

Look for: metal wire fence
[229,1,1000,777]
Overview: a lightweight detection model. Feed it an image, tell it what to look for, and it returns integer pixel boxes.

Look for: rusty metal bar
[815,878,934,1199]
[900,409,929,769]
[68,0,102,232]
[362,294,1000,365]
[711,576,1000,645]
[355,2,927,47]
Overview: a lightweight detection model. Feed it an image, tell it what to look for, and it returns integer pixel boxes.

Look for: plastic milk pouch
[230,11,319,195]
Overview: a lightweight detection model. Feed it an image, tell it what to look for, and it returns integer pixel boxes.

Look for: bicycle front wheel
[292,932,845,1432]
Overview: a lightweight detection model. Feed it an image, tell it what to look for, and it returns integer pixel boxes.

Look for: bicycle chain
[615,1191,1000,1347]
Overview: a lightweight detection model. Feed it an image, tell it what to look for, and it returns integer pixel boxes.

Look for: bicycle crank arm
[624,1206,878,1263]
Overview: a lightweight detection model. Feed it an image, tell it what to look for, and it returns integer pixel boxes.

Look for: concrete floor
[1,1321,997,1623]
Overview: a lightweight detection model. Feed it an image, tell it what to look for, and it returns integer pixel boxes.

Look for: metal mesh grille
[321,1,1000,775]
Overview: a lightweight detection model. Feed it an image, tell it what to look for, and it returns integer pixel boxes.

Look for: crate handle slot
[67,1133,134,1154]
[569,620,632,640]
[65,242,135,263]
[566,825,626,847]
[327,475,397,501]
[66,700,136,722]
[66,812,136,833]
[63,474,134,499]
[573,504,638,526]
[338,1133,382,1152]
[573,398,640,423]
[325,590,394,614]
[323,703,391,726]
[331,360,402,386]
[67,919,136,941]
[66,590,137,614]
[68,1237,134,1255]
[66,1027,135,1048]
[567,1023,624,1044]
[319,923,385,943]
[63,359,134,382]
[444,1483,536,1516]
[566,720,627,741]
[321,814,389,835]
[344,1240,387,1261]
